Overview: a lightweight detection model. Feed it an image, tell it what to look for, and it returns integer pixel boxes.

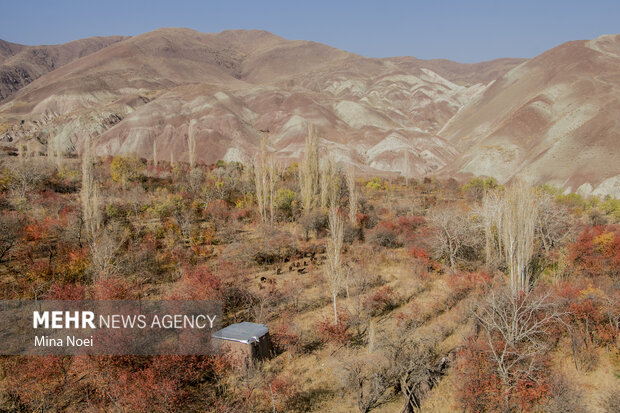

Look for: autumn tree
[0,214,23,262]
[188,119,198,168]
[341,354,394,413]
[346,166,358,224]
[320,157,335,209]
[326,202,345,324]
[81,139,102,241]
[483,180,540,291]
[469,286,561,411]
[8,158,52,199]
[110,155,144,189]
[535,192,573,254]
[254,136,269,224]
[428,205,479,269]
[299,124,320,211]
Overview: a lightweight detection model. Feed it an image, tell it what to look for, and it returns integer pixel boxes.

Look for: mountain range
[0,28,618,197]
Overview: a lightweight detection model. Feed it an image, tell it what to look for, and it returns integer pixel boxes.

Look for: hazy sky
[1,0,619,63]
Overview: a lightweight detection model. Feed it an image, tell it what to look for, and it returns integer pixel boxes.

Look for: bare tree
[500,181,539,291]
[188,119,198,168]
[8,159,51,199]
[536,192,573,254]
[152,139,158,167]
[403,150,411,186]
[175,209,195,243]
[300,124,320,211]
[268,158,278,226]
[254,136,268,224]
[81,139,102,241]
[320,157,335,209]
[347,166,358,224]
[385,336,444,413]
[326,202,345,324]
[473,286,563,410]
[0,214,23,262]
[47,136,63,167]
[89,224,128,279]
[480,190,504,270]
[341,354,394,413]
[340,333,446,413]
[428,206,478,269]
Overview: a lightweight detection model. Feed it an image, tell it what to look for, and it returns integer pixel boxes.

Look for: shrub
[110,155,144,187]
[316,311,352,345]
[447,271,492,297]
[271,318,301,355]
[363,286,398,315]
[568,225,620,278]
[409,246,440,272]
[370,227,402,248]
[205,199,231,222]
[343,223,363,244]
[274,188,297,220]
[299,211,328,239]
[455,337,551,413]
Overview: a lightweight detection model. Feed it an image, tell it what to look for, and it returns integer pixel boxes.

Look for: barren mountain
[439,34,620,197]
[2,28,619,196]
[0,36,127,103]
[0,28,519,176]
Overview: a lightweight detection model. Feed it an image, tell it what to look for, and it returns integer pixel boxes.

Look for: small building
[212,322,271,364]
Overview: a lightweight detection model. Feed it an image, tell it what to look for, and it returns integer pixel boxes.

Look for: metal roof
[212,322,269,344]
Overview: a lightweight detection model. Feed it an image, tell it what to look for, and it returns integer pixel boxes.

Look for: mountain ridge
[1,28,618,196]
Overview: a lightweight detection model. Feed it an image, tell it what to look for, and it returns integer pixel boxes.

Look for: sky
[1,0,619,63]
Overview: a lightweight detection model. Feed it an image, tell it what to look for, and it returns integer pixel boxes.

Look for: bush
[363,286,398,316]
[409,246,440,272]
[568,225,620,278]
[343,223,363,244]
[370,227,402,248]
[447,271,492,297]
[316,312,352,345]
[456,337,550,413]
[110,156,144,187]
[545,374,587,413]
[274,188,298,220]
[299,211,328,239]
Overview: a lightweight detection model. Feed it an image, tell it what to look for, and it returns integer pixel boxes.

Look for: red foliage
[45,282,85,300]
[456,338,505,412]
[568,225,620,278]
[4,356,72,408]
[55,247,89,282]
[167,264,222,300]
[355,212,369,227]
[263,373,300,411]
[409,246,441,271]
[447,271,492,296]
[232,208,253,221]
[316,311,352,345]
[205,199,231,221]
[554,280,618,347]
[92,276,135,300]
[455,337,550,413]
[23,220,46,241]
[271,317,301,354]
[363,286,398,315]
[79,355,214,412]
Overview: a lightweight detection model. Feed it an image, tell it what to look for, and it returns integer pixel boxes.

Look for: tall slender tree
[326,201,345,324]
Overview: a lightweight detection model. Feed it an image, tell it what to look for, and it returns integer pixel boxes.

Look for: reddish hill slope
[438,34,620,197]
[0,36,127,102]
[0,28,517,176]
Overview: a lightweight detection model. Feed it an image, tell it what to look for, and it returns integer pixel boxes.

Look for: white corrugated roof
[212,322,269,344]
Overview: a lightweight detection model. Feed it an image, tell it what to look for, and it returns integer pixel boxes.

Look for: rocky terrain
[1,28,619,196]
